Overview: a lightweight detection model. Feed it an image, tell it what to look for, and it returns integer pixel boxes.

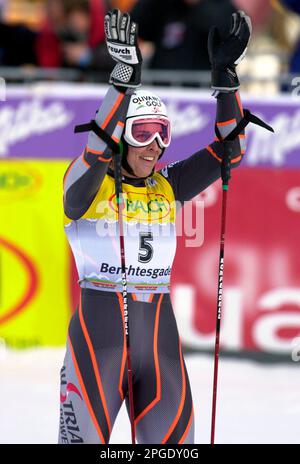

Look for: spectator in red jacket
[36,0,114,70]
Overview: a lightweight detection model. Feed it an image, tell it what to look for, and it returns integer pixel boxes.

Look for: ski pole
[114,145,136,445]
[210,140,234,445]
[210,110,274,444]
[74,115,138,444]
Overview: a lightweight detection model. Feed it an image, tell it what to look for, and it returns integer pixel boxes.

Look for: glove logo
[105,9,142,86]
[227,67,237,77]
[108,45,130,55]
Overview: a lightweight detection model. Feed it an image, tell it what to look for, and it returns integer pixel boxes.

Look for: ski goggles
[124,116,171,149]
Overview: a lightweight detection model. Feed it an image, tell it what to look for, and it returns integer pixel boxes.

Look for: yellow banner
[0,159,71,347]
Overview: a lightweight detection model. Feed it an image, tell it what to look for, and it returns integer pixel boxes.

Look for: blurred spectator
[234,0,271,30]
[279,0,300,72]
[0,22,36,65]
[0,0,36,66]
[109,0,138,11]
[36,0,114,70]
[130,0,237,70]
[0,0,6,19]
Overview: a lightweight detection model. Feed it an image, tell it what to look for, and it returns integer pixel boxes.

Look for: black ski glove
[104,9,142,88]
[208,10,252,92]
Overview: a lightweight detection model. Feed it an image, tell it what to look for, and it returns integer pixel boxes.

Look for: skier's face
[124,140,162,178]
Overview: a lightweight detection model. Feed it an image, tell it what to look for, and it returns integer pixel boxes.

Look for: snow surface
[0,348,299,444]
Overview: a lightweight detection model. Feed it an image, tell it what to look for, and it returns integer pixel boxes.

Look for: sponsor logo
[146,177,157,187]
[161,161,181,178]
[100,262,172,280]
[132,95,161,105]
[60,383,83,403]
[217,258,224,320]
[135,102,163,113]
[226,67,237,77]
[108,191,172,222]
[245,109,300,167]
[0,99,73,155]
[126,197,168,214]
[133,96,163,111]
[60,401,84,444]
[0,236,38,326]
[121,285,129,335]
[0,164,42,201]
[60,367,84,444]
[108,45,130,55]
[167,102,210,138]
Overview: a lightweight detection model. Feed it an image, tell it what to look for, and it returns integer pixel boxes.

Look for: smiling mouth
[140,156,155,163]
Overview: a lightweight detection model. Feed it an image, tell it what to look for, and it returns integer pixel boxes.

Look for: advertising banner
[171,169,300,356]
[0,159,71,347]
[1,84,299,357]
[1,83,300,168]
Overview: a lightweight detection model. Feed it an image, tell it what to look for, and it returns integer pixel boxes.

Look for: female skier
[59,9,251,444]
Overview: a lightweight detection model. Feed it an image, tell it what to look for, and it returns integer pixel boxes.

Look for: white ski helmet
[123,89,171,151]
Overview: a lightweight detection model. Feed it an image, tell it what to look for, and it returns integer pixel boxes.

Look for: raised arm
[63,10,142,220]
[159,90,245,202]
[63,86,131,220]
[159,11,251,202]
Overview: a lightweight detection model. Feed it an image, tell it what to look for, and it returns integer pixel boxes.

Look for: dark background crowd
[0,0,299,88]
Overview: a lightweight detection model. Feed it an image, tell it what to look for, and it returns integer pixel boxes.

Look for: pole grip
[114,142,124,201]
[221,140,235,185]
